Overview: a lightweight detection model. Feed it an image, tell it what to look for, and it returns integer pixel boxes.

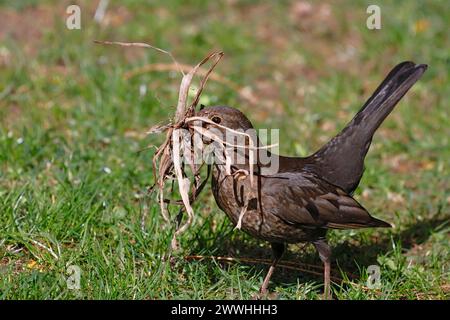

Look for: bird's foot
[322,289,333,300]
[251,288,267,300]
[252,289,278,300]
[251,293,264,300]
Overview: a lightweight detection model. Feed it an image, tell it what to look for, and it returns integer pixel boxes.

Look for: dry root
[95,40,275,252]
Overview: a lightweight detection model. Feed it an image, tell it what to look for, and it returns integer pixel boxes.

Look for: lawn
[0,0,448,299]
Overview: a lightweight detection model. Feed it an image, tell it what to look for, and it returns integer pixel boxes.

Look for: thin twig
[30,239,59,260]
[93,40,185,76]
[123,63,258,104]
[184,255,344,282]
[94,0,109,23]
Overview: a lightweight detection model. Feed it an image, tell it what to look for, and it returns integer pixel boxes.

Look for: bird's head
[196,105,254,131]
[194,105,277,172]
[194,106,258,167]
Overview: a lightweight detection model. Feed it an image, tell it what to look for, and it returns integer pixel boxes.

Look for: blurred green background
[0,0,448,299]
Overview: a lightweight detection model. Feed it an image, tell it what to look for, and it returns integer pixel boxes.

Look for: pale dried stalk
[189,125,255,186]
[94,39,180,227]
[225,148,232,176]
[188,53,224,112]
[123,63,259,105]
[30,239,59,260]
[175,68,196,122]
[144,52,224,249]
[235,202,248,230]
[161,55,206,243]
[188,120,277,188]
[171,129,193,249]
[156,140,172,223]
[94,40,185,76]
[166,52,224,249]
[186,116,261,146]
[186,116,278,182]
[98,39,264,248]
[96,40,224,248]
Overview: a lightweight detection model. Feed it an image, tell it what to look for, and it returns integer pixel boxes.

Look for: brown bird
[196,61,427,298]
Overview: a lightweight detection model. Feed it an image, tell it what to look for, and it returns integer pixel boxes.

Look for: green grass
[0,0,448,299]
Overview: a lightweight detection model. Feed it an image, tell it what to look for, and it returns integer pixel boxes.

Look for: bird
[195,61,427,298]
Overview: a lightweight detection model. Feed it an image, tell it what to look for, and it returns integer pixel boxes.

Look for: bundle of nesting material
[96,40,269,250]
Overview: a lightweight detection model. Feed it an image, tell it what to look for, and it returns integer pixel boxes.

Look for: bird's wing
[261,172,390,230]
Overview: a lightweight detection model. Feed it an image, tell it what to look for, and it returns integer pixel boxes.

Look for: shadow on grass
[189,215,448,290]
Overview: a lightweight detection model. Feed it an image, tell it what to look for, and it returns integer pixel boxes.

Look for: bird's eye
[211,116,221,124]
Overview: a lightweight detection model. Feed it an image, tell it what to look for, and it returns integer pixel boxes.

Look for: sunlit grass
[0,0,448,299]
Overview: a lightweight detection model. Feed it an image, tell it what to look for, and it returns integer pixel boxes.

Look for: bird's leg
[259,242,285,296]
[313,239,332,299]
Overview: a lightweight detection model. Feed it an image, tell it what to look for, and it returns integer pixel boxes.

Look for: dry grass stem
[123,63,258,104]
[93,40,185,76]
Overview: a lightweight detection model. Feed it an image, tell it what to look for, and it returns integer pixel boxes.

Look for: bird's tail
[312,62,427,193]
[346,62,428,140]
